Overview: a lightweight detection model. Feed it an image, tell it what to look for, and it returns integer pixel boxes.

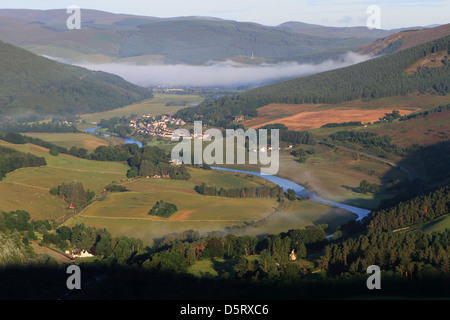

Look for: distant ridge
[359,23,450,56]
[0,9,410,65]
[176,31,450,127]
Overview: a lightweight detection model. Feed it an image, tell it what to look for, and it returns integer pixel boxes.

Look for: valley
[0,7,449,301]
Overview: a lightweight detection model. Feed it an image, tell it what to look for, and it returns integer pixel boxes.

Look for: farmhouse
[66,249,94,259]
[289,249,297,261]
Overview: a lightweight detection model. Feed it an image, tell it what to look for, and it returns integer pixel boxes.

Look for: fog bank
[74,52,371,89]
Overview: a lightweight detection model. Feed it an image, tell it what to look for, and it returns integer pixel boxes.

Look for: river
[85,126,143,148]
[85,126,370,220]
[210,166,371,221]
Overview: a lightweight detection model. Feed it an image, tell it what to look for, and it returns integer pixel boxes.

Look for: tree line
[399,103,450,121]
[321,121,363,128]
[175,96,268,128]
[321,229,449,280]
[0,131,191,181]
[327,130,405,158]
[0,146,46,180]
[364,184,450,234]
[257,124,316,146]
[195,182,283,199]
[0,122,81,133]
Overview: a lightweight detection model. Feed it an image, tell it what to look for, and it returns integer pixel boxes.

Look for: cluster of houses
[129,115,186,138]
[146,174,171,179]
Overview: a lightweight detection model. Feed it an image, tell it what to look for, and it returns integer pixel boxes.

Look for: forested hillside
[365,184,450,234]
[119,18,372,64]
[0,145,46,180]
[176,35,450,127]
[0,41,153,121]
[242,35,450,104]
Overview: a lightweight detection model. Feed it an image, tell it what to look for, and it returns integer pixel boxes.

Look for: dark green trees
[359,180,380,194]
[0,146,46,180]
[148,200,178,218]
[57,181,94,209]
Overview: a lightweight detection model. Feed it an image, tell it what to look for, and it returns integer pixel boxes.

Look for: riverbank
[211,166,371,221]
[83,126,371,221]
[85,126,143,148]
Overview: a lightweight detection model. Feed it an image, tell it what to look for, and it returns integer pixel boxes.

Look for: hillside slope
[0,40,153,121]
[359,23,450,56]
[176,33,450,126]
[0,9,395,65]
[241,34,450,105]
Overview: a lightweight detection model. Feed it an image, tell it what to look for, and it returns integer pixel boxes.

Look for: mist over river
[211,166,371,221]
[85,126,371,221]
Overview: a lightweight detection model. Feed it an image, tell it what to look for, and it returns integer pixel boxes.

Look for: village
[129,114,186,138]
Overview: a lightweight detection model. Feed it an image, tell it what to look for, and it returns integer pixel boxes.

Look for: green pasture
[0,140,129,220]
[22,132,114,152]
[80,93,204,124]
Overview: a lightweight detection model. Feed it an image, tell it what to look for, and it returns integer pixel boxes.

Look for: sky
[1,0,449,29]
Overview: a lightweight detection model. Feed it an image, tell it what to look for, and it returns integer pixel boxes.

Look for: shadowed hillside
[0,40,153,121]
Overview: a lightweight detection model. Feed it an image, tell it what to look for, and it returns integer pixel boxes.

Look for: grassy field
[247,108,414,131]
[79,176,277,221]
[407,215,450,234]
[1,113,409,245]
[277,149,407,209]
[22,132,119,152]
[244,92,448,130]
[0,140,129,220]
[64,167,281,244]
[243,103,319,128]
[79,93,204,125]
[218,144,408,210]
[59,165,361,245]
[365,109,450,148]
[244,199,356,236]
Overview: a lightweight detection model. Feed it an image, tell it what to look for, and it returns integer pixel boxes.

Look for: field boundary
[331,144,418,181]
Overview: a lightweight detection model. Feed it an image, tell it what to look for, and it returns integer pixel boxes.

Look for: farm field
[243,103,319,128]
[276,149,407,208]
[79,173,278,221]
[79,93,204,125]
[244,199,356,236]
[66,168,278,244]
[219,145,408,210]
[0,119,409,246]
[248,108,414,131]
[243,92,449,130]
[0,140,129,220]
[62,166,359,245]
[22,132,118,152]
[365,109,450,148]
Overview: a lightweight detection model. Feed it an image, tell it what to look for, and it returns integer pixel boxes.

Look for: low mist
[73,52,371,89]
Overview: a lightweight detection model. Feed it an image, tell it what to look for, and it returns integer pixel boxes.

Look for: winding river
[85,126,143,148]
[210,166,371,221]
[85,126,371,221]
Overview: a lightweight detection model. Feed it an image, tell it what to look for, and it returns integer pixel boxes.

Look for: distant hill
[0,9,402,65]
[176,32,450,126]
[242,33,450,104]
[278,21,400,39]
[359,23,450,56]
[0,40,153,121]
[116,18,378,65]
